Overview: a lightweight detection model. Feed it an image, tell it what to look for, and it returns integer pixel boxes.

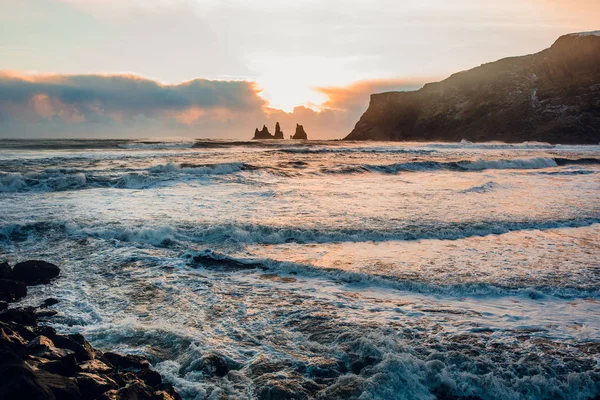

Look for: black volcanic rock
[345,32,600,144]
[13,260,60,285]
[292,124,308,140]
[274,122,284,139]
[253,125,274,140]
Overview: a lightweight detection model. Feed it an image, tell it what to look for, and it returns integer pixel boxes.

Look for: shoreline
[0,259,181,400]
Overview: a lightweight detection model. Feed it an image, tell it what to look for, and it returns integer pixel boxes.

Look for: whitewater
[1,139,599,399]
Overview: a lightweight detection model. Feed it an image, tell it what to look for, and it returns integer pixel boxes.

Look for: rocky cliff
[344,32,600,144]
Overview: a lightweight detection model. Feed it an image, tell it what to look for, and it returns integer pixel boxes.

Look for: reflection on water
[1,139,599,399]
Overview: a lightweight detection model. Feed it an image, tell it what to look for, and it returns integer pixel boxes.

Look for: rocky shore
[0,260,181,400]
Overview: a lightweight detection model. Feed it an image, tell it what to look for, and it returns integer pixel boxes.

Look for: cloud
[0,71,428,139]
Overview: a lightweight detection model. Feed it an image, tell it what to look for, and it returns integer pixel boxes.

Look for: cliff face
[345,32,600,144]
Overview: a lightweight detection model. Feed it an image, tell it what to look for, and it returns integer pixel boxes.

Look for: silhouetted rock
[41,298,59,308]
[274,122,284,139]
[0,258,181,400]
[0,262,11,279]
[291,124,308,140]
[345,32,600,144]
[252,125,274,139]
[13,260,60,285]
[0,279,27,302]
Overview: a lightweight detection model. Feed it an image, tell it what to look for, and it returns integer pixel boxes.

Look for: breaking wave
[0,162,250,192]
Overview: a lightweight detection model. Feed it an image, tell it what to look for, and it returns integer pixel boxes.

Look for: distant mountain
[344,32,600,144]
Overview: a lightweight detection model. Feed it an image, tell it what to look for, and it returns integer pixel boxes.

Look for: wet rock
[0,262,12,279]
[0,306,37,326]
[41,298,60,308]
[0,278,27,302]
[33,356,78,377]
[12,260,60,285]
[78,359,114,374]
[247,355,292,377]
[180,352,241,377]
[77,372,119,399]
[103,352,150,372]
[28,335,77,361]
[53,334,96,362]
[36,309,58,318]
[0,350,55,399]
[35,369,82,400]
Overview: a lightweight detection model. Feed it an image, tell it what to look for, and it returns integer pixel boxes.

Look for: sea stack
[274,122,284,139]
[252,125,274,139]
[291,124,308,140]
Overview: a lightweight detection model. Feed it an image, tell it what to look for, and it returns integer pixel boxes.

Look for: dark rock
[0,350,55,400]
[103,381,154,400]
[77,372,119,399]
[345,32,600,144]
[0,262,12,279]
[35,369,82,400]
[28,335,77,361]
[41,298,60,308]
[138,368,162,387]
[103,352,150,372]
[291,124,308,140]
[35,325,57,338]
[0,301,7,311]
[154,383,181,400]
[180,353,241,377]
[0,322,28,350]
[0,306,37,326]
[32,356,78,377]
[0,278,27,302]
[36,309,58,318]
[191,251,265,271]
[53,334,95,362]
[253,125,275,140]
[12,260,60,285]
[0,319,36,342]
[78,359,114,374]
[273,122,284,139]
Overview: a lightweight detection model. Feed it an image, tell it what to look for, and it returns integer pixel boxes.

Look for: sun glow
[251,55,373,112]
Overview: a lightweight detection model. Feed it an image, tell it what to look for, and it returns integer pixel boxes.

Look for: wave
[0,162,250,193]
[3,218,599,247]
[279,146,436,154]
[185,250,600,299]
[321,157,600,174]
[118,140,195,150]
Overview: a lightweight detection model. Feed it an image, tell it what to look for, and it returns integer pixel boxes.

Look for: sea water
[1,139,599,399]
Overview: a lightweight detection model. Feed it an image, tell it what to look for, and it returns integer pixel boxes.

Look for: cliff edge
[344,32,600,144]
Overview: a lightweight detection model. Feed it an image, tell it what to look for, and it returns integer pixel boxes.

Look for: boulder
[41,298,60,308]
[53,334,95,362]
[12,260,60,285]
[0,307,37,326]
[77,372,119,399]
[0,278,27,302]
[103,352,150,372]
[0,262,12,279]
[78,359,114,374]
[0,350,55,400]
[35,369,82,400]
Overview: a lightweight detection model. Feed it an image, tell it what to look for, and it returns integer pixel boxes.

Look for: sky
[0,0,598,139]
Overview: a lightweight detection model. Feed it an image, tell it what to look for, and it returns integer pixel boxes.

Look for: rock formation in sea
[273,122,284,139]
[0,259,181,400]
[344,32,600,144]
[291,124,308,140]
[253,125,274,139]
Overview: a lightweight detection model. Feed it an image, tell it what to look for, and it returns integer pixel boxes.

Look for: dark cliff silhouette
[291,124,308,140]
[344,32,600,144]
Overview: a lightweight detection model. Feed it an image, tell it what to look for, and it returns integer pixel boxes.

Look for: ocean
[1,138,599,399]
